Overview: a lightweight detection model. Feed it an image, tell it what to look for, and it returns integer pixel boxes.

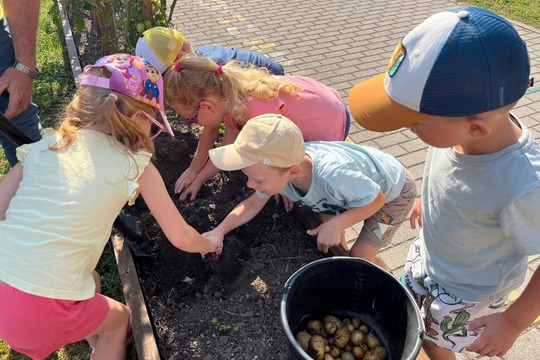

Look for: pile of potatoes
[295,315,388,360]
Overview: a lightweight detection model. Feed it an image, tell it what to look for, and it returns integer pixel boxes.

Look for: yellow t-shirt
[0,129,152,300]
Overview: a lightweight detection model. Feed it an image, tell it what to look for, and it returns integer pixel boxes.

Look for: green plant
[67,0,174,55]
[182,276,195,284]
[35,1,76,129]
[0,148,9,175]
[211,317,245,333]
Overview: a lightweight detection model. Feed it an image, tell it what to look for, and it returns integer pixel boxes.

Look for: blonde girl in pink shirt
[164,55,350,201]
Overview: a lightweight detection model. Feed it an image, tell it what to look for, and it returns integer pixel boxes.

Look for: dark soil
[128,124,324,359]
[68,10,325,359]
[124,121,331,359]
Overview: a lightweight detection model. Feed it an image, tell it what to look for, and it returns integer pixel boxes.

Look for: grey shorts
[359,169,417,248]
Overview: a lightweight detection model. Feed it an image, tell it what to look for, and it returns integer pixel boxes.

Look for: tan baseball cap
[209,114,305,171]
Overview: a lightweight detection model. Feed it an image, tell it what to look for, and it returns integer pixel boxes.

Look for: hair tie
[177,50,188,60]
[108,93,118,101]
[174,63,181,72]
[216,65,223,76]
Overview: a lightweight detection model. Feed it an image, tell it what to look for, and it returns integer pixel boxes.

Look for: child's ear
[467,116,490,139]
[200,99,216,114]
[288,165,302,177]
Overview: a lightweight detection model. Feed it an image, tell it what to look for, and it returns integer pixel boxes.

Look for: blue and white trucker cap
[348,7,530,132]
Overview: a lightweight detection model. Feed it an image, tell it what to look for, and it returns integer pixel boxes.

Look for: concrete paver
[172,0,540,358]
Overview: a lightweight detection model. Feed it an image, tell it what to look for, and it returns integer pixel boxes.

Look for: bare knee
[91,299,131,338]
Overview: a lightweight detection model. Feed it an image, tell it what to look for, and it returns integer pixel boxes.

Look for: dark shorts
[359,168,416,248]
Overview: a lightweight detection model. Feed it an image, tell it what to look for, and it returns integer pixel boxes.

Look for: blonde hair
[164,54,300,122]
[52,66,157,156]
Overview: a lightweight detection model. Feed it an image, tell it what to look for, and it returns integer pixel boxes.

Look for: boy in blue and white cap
[349,6,540,360]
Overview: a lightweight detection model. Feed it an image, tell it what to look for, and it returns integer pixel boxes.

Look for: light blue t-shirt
[261,141,405,215]
[420,117,540,301]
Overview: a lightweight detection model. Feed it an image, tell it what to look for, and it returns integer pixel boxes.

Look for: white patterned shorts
[400,238,508,353]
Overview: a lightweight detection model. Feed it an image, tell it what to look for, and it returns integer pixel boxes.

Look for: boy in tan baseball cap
[205,113,416,269]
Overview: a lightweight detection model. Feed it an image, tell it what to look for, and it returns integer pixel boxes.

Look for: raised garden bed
[121,124,326,359]
[61,5,339,357]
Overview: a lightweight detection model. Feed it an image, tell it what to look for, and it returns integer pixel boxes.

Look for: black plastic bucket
[280,257,424,360]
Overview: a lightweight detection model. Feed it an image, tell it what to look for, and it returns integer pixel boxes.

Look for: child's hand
[307,222,341,253]
[179,179,204,201]
[282,194,295,212]
[202,230,224,255]
[273,194,295,212]
[409,197,422,229]
[175,168,198,195]
[465,311,521,357]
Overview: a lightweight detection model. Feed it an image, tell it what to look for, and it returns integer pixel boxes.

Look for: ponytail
[164,54,300,122]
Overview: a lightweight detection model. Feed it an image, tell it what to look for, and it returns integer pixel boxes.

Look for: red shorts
[0,282,109,359]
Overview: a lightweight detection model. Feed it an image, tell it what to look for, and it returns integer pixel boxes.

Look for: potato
[295,330,311,352]
[323,354,335,360]
[363,345,388,360]
[372,346,388,360]
[308,334,326,360]
[333,327,351,348]
[352,345,365,359]
[346,323,355,333]
[323,315,342,328]
[324,320,338,335]
[328,345,340,358]
[307,319,325,336]
[363,350,378,360]
[351,317,361,329]
[366,333,381,349]
[341,351,355,360]
[350,329,366,346]
[359,324,369,333]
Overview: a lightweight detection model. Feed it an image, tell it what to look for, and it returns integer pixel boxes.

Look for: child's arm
[0,163,23,220]
[466,266,540,357]
[175,125,220,195]
[179,126,238,201]
[307,191,385,253]
[203,192,269,241]
[138,162,220,254]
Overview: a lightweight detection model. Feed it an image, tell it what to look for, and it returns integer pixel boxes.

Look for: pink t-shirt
[224,76,346,141]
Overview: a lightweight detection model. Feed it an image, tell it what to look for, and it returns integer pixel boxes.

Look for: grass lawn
[0,2,134,359]
[466,0,540,28]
